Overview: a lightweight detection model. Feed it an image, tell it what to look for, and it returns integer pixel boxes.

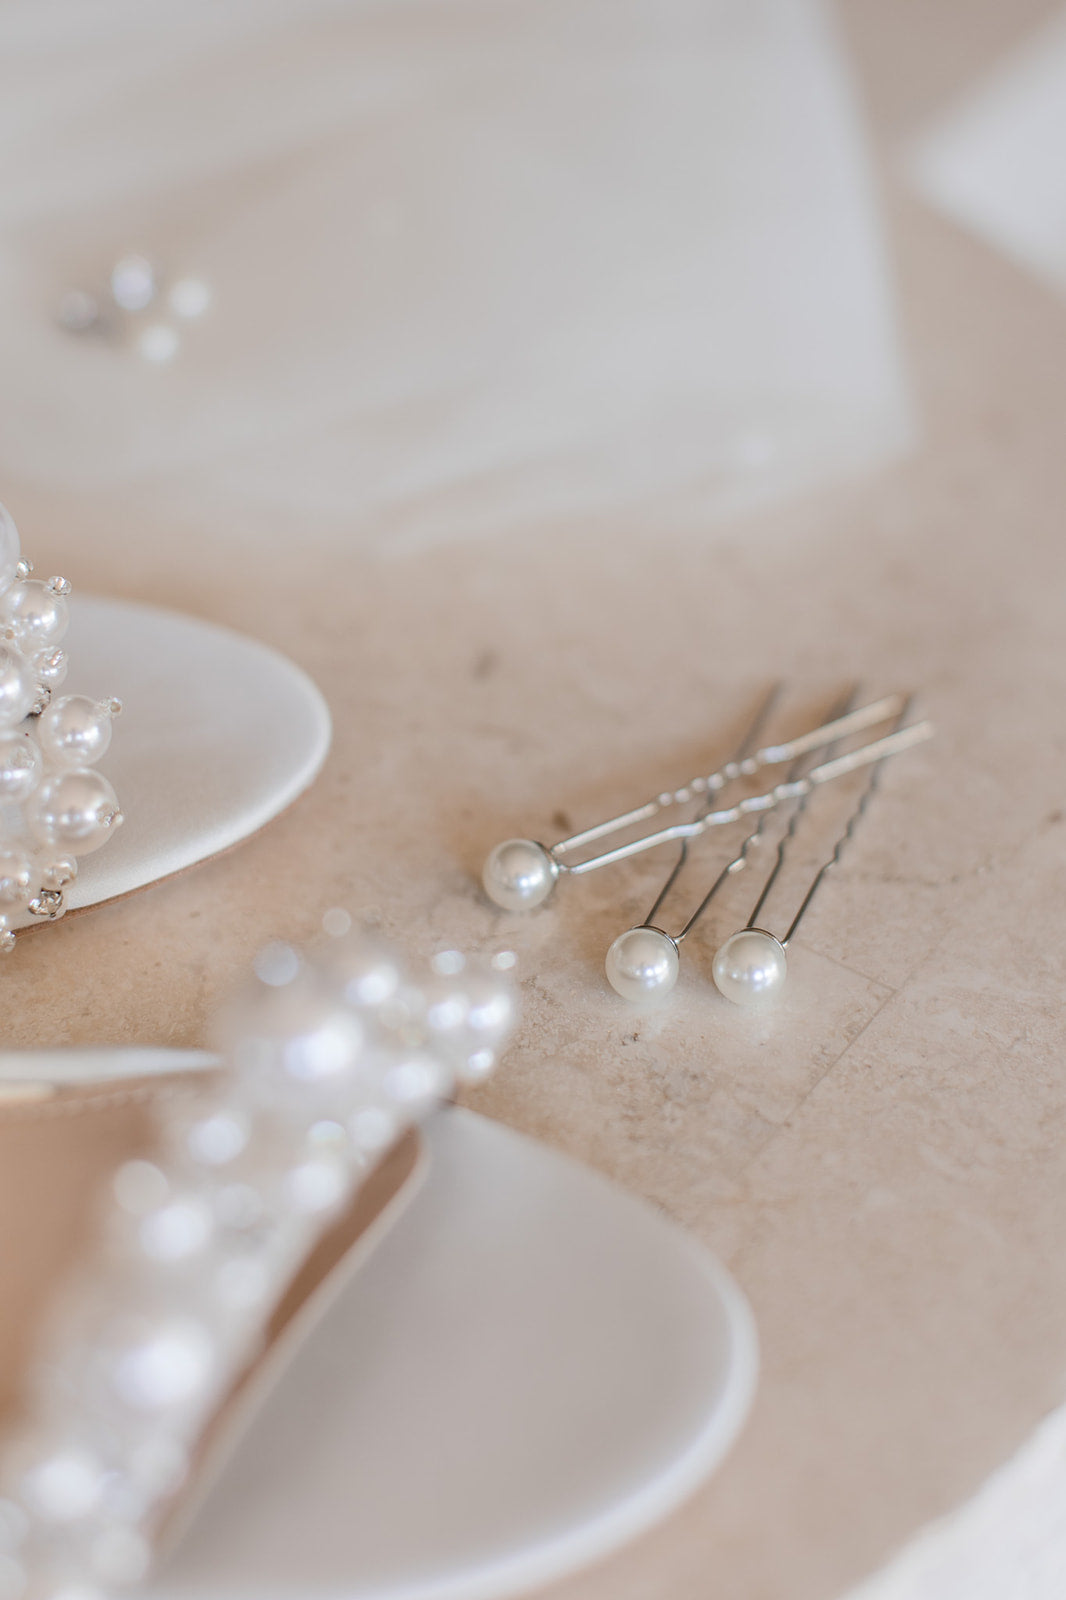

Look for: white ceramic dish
[151,1101,757,1600]
[11,595,331,929]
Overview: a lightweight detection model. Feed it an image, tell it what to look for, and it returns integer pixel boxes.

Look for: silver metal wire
[640,682,785,932]
[780,696,915,947]
[550,690,907,867]
[641,687,858,942]
[562,716,932,877]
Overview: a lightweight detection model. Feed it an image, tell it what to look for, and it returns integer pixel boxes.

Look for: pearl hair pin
[606,695,926,1005]
[0,921,515,1596]
[711,698,917,1007]
[57,254,212,365]
[604,685,852,1004]
[483,691,923,915]
[0,502,124,951]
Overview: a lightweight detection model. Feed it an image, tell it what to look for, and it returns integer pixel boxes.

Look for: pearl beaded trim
[0,503,124,952]
[0,925,515,1598]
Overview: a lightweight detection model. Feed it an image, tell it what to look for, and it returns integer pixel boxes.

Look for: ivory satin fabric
[0,0,908,543]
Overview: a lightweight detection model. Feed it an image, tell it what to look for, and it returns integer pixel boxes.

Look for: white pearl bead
[111,254,157,311]
[31,646,69,691]
[0,731,42,800]
[37,695,115,768]
[321,930,403,1007]
[40,856,77,891]
[224,975,365,1105]
[28,768,122,854]
[0,852,34,909]
[422,966,512,1083]
[0,503,19,597]
[139,1197,214,1262]
[110,1319,216,1411]
[20,1447,106,1523]
[482,838,558,911]
[349,1104,398,1154]
[184,1109,249,1168]
[284,1155,348,1215]
[383,1053,448,1107]
[712,929,788,1006]
[605,926,679,1004]
[0,580,69,651]
[0,643,36,728]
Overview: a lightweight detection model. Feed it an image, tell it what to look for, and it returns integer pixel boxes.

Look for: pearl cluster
[0,925,515,1599]
[58,255,212,365]
[0,504,124,953]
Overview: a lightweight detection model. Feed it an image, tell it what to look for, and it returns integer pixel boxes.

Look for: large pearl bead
[0,642,36,727]
[28,768,122,854]
[0,730,42,800]
[0,502,20,596]
[712,929,788,1006]
[37,695,115,768]
[0,580,69,651]
[482,839,558,911]
[605,926,679,1004]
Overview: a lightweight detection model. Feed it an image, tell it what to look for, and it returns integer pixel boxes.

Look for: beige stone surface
[2,3,1065,1597]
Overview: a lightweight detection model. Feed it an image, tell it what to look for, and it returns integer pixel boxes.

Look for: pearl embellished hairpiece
[57,255,211,366]
[0,922,515,1596]
[481,690,928,916]
[605,692,928,1005]
[0,503,124,952]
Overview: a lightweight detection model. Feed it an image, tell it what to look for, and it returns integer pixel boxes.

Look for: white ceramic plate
[152,1102,757,1600]
[12,595,331,928]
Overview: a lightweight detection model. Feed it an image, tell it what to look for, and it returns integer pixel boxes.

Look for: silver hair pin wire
[481,691,917,913]
[604,687,859,1002]
[711,697,917,1007]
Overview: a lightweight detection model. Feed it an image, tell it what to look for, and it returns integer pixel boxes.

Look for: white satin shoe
[0,929,756,1600]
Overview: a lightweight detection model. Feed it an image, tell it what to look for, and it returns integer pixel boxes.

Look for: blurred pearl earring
[483,689,921,916]
[57,254,211,364]
[0,502,123,951]
[605,694,932,1005]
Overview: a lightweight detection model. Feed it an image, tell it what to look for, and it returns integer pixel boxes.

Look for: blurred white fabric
[909,7,1066,297]
[0,0,910,546]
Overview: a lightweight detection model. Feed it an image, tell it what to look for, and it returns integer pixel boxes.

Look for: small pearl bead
[28,768,122,854]
[32,646,69,690]
[111,1318,216,1411]
[139,1196,214,1261]
[37,695,115,767]
[605,926,679,1004]
[40,856,77,891]
[712,929,788,1006]
[0,643,36,728]
[184,1109,249,1168]
[0,580,69,651]
[20,1447,106,1522]
[0,852,34,909]
[110,254,157,311]
[0,731,42,800]
[482,838,558,911]
[321,930,402,1007]
[284,1156,348,1215]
